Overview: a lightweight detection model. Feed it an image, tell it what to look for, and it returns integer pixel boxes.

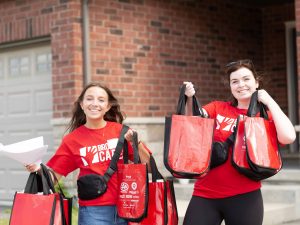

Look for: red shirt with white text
[47,122,133,206]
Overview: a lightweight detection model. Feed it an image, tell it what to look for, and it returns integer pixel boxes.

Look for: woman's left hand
[124,129,136,142]
[257,89,273,106]
[25,163,41,173]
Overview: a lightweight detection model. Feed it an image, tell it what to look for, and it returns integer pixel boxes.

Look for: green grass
[0,218,9,225]
[0,208,11,225]
[71,206,78,224]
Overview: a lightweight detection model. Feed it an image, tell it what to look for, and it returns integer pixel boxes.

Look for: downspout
[82,0,91,86]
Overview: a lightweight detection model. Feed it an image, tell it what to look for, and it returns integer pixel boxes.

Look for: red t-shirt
[193,101,262,199]
[47,121,133,206]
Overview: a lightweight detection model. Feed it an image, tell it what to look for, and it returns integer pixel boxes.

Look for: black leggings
[183,189,264,225]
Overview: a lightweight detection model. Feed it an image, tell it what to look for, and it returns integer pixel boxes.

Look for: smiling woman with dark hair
[182,60,296,225]
[25,82,150,225]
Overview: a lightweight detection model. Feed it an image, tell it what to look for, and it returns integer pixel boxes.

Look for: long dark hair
[66,82,125,132]
[224,59,263,106]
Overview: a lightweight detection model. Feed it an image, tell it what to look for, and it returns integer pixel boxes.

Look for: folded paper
[0,137,47,164]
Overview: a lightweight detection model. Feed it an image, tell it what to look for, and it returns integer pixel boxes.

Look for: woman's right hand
[25,163,41,173]
[183,81,195,97]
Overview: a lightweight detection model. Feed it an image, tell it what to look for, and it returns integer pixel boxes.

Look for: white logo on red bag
[120,182,129,193]
[131,182,137,190]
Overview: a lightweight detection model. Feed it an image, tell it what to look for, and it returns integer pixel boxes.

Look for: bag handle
[24,171,50,195]
[149,155,164,182]
[42,165,69,198]
[39,164,67,225]
[122,131,141,164]
[102,125,130,182]
[176,84,205,117]
[247,91,269,119]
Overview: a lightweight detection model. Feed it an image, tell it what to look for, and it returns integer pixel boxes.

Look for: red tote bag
[166,181,178,225]
[117,132,148,222]
[9,167,66,225]
[129,156,178,225]
[164,84,214,178]
[44,164,73,225]
[10,192,62,225]
[232,115,259,179]
[232,91,282,181]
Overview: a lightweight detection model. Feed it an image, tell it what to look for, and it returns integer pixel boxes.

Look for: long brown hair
[66,83,125,132]
[224,59,263,106]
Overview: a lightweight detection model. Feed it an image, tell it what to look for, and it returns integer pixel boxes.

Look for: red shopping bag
[232,91,282,181]
[10,192,62,225]
[164,84,214,178]
[43,164,73,225]
[61,195,72,225]
[232,115,258,179]
[245,113,282,174]
[117,132,148,222]
[9,167,66,225]
[129,156,178,225]
[166,181,178,225]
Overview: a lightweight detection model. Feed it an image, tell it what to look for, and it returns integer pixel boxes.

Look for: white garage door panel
[0,94,4,117]
[0,44,53,205]
[35,90,52,113]
[7,91,31,115]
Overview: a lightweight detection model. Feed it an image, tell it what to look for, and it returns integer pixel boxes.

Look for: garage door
[0,44,53,205]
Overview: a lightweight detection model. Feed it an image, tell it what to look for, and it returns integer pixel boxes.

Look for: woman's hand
[257,89,273,106]
[25,163,41,173]
[124,129,136,142]
[183,81,195,97]
[257,89,296,144]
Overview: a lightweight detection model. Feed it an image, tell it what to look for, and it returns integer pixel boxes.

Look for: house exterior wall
[0,0,297,195]
[1,0,294,120]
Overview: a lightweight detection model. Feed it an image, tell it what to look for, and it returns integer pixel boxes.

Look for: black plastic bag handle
[149,155,164,182]
[176,84,205,117]
[123,131,141,164]
[24,164,53,195]
[247,91,269,120]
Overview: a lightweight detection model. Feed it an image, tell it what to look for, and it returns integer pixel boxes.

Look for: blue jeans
[78,205,127,225]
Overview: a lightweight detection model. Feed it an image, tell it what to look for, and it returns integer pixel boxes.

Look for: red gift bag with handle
[117,132,148,222]
[43,164,73,225]
[129,155,178,225]
[232,91,282,181]
[164,84,214,178]
[9,164,67,225]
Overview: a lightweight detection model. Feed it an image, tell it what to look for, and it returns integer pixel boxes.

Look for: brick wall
[0,0,294,118]
[262,2,295,113]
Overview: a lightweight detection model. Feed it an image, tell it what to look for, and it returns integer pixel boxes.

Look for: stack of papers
[0,136,48,164]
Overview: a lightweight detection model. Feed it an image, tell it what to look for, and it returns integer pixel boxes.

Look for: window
[36,52,51,74]
[9,56,29,77]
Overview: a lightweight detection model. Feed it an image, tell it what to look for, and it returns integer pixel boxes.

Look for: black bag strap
[149,155,164,182]
[39,164,67,225]
[247,91,269,119]
[24,164,54,195]
[176,84,205,117]
[102,125,130,182]
[121,131,140,165]
[24,172,43,194]
[219,125,237,150]
[43,165,70,199]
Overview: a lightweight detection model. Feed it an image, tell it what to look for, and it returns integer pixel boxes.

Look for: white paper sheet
[0,136,48,164]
